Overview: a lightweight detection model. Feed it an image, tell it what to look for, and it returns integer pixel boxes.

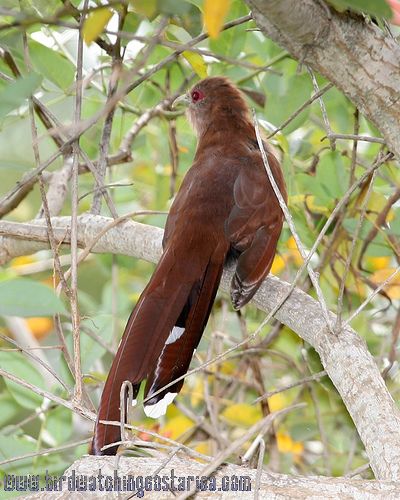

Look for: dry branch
[0,214,400,480]
[24,452,400,499]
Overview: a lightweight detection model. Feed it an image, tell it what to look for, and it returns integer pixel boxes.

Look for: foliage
[327,0,392,18]
[0,0,399,491]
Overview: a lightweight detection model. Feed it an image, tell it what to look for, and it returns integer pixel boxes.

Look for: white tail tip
[144,392,177,418]
[166,326,185,345]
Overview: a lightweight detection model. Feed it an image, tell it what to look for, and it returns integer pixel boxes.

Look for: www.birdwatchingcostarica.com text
[3,469,252,495]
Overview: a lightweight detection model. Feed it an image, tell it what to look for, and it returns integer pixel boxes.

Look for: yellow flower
[287,236,302,266]
[10,255,36,268]
[26,317,53,340]
[276,432,304,456]
[271,255,285,275]
[371,268,400,299]
[194,440,212,456]
[220,361,235,375]
[268,393,287,412]
[160,415,194,441]
[366,256,391,271]
[190,378,204,407]
[222,403,261,427]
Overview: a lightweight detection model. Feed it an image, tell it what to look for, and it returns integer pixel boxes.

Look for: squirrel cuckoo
[91,77,286,455]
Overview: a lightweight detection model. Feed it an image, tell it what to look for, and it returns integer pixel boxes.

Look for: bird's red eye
[191,90,203,102]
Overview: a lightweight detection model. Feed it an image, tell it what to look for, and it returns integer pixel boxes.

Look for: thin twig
[119,380,134,448]
[98,421,213,463]
[176,404,305,500]
[175,401,228,446]
[254,439,266,500]
[344,463,371,478]
[254,110,334,333]
[323,133,386,145]
[70,0,87,405]
[301,349,331,475]
[344,266,400,327]
[308,68,335,150]
[21,25,75,381]
[267,83,333,139]
[0,367,94,421]
[0,333,70,394]
[349,108,360,185]
[105,30,276,72]
[0,439,91,467]
[91,10,123,215]
[335,172,377,331]
[383,308,400,379]
[358,186,400,270]
[253,370,327,404]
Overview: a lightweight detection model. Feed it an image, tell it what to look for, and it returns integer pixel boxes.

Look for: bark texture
[245,0,400,158]
[24,453,400,499]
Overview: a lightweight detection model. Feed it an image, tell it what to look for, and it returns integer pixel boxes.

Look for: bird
[90,76,286,455]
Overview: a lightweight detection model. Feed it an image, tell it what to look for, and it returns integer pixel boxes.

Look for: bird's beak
[172,93,191,108]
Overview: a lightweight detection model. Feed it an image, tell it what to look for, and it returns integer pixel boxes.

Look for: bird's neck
[195,115,256,152]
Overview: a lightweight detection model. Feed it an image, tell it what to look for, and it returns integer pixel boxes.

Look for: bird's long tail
[90,245,225,455]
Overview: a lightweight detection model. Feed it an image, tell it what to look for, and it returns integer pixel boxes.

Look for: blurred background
[0,0,399,491]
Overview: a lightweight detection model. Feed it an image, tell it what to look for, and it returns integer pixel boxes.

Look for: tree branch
[0,214,399,479]
[27,452,400,499]
[245,0,400,157]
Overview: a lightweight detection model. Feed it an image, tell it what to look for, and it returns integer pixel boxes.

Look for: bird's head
[173,77,250,137]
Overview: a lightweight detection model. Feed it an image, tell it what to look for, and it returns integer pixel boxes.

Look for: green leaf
[0,391,19,427]
[130,0,158,19]
[0,352,44,410]
[46,406,72,445]
[29,40,75,91]
[159,0,191,15]
[290,421,318,441]
[264,73,313,134]
[79,315,114,372]
[315,151,349,200]
[185,0,203,9]
[208,0,247,56]
[327,0,392,18]
[179,2,204,36]
[297,151,349,207]
[364,240,393,257]
[83,7,113,45]
[0,434,37,474]
[0,73,42,120]
[120,12,141,46]
[167,24,192,43]
[0,278,66,317]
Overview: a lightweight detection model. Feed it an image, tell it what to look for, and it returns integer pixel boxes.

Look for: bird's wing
[225,149,285,309]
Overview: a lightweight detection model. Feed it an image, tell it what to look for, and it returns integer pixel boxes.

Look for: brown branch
[69,0,86,404]
[358,186,400,270]
[266,82,334,138]
[1,213,400,479]
[52,452,400,498]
